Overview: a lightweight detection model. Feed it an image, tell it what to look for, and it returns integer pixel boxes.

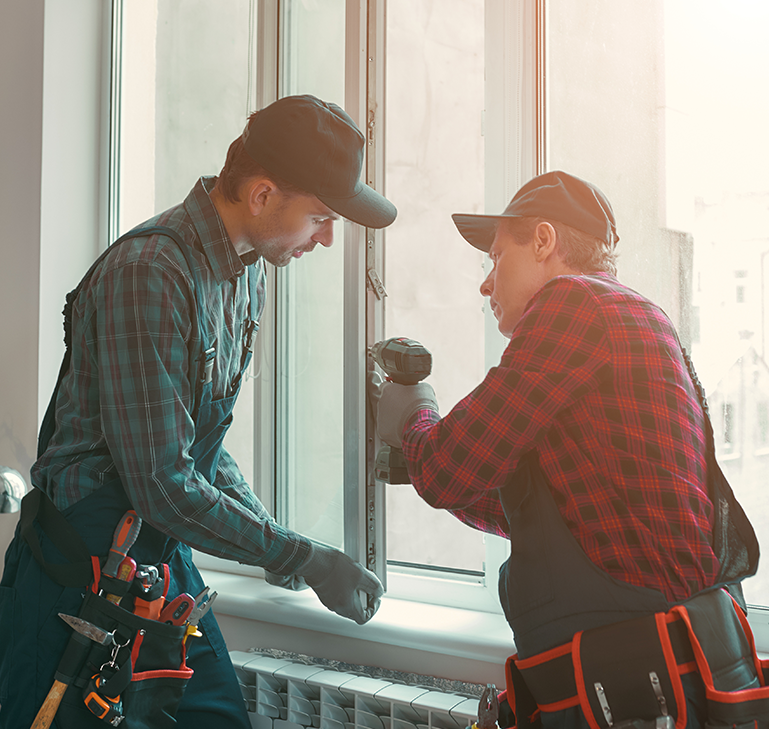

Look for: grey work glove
[296,542,384,625]
[368,372,439,449]
[264,570,309,591]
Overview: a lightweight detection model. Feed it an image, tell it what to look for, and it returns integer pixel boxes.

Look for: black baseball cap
[242,94,397,229]
[452,170,619,252]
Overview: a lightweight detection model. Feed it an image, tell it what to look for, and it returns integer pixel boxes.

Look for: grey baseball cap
[242,94,397,229]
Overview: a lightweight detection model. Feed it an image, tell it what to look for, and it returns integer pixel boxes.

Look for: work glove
[264,570,309,591]
[368,372,439,449]
[296,542,384,625]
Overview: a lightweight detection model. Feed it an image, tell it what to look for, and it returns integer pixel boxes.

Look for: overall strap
[37,225,209,459]
[239,262,260,373]
[121,226,215,405]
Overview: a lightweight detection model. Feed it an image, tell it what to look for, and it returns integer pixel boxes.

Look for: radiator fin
[230,650,482,729]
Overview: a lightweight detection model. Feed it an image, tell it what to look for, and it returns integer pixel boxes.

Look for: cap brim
[319,182,397,230]
[451,213,510,252]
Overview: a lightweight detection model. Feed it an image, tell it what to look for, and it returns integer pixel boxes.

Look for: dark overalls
[0,227,256,728]
[497,446,761,729]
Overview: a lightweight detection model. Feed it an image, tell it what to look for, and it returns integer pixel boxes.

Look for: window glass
[115,0,258,480]
[547,0,769,605]
[116,0,256,233]
[383,0,488,573]
[276,0,347,550]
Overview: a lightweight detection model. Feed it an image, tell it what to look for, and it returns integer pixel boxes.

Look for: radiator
[230,650,485,729]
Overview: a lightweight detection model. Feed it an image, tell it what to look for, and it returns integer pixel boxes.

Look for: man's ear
[532,221,558,262]
[245,178,278,216]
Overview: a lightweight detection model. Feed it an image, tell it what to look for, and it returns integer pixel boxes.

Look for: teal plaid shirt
[32,177,311,573]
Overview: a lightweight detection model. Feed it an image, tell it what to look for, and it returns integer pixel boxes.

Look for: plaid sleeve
[214,446,275,521]
[402,277,611,533]
[93,259,310,573]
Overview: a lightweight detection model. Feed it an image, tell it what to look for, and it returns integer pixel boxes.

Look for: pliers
[183,587,218,643]
[472,684,499,729]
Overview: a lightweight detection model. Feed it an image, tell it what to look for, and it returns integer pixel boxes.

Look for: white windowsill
[199,569,514,687]
[201,569,769,687]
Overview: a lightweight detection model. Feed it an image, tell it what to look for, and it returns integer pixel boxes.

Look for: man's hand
[369,372,439,448]
[297,542,384,624]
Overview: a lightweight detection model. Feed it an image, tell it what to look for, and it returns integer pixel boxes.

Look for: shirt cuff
[404,407,440,434]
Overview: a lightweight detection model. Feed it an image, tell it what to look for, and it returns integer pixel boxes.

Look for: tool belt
[61,560,194,728]
[21,489,194,728]
[504,589,769,729]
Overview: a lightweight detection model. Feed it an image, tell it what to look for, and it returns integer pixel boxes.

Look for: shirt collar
[183,176,247,283]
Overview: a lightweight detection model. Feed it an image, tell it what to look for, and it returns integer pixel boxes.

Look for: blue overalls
[497,448,759,729]
[0,227,256,728]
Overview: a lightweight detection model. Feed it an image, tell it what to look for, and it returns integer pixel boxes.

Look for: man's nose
[314,220,335,248]
[480,271,493,297]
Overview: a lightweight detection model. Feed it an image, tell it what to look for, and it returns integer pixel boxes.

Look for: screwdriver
[102,510,142,579]
[104,556,136,606]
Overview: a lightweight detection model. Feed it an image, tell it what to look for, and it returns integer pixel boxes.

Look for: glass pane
[384,0,487,573]
[277,0,347,549]
[116,0,258,477]
[117,0,256,233]
[547,0,769,605]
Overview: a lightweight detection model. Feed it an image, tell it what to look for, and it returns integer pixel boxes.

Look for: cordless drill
[370,337,432,484]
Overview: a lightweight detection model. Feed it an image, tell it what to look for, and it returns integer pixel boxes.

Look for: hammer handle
[31,678,68,729]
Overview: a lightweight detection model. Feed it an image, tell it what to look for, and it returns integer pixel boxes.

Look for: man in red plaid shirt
[372,171,760,728]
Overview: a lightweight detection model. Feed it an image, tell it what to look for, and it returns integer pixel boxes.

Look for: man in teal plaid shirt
[0,95,394,728]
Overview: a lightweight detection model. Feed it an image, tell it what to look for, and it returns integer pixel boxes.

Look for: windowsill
[199,569,514,687]
[203,569,769,685]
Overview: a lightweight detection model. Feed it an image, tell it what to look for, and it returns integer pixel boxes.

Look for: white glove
[264,570,309,591]
[296,542,384,625]
[369,373,439,448]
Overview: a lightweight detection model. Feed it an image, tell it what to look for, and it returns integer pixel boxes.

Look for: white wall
[0,1,45,552]
[0,0,107,552]
[0,3,44,486]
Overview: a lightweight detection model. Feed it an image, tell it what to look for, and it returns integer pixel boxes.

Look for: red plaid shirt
[402,273,718,602]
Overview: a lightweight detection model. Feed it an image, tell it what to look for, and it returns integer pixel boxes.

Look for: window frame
[188,0,545,613]
[107,0,769,647]
[190,0,548,613]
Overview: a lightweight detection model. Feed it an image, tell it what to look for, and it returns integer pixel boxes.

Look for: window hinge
[367,266,387,300]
